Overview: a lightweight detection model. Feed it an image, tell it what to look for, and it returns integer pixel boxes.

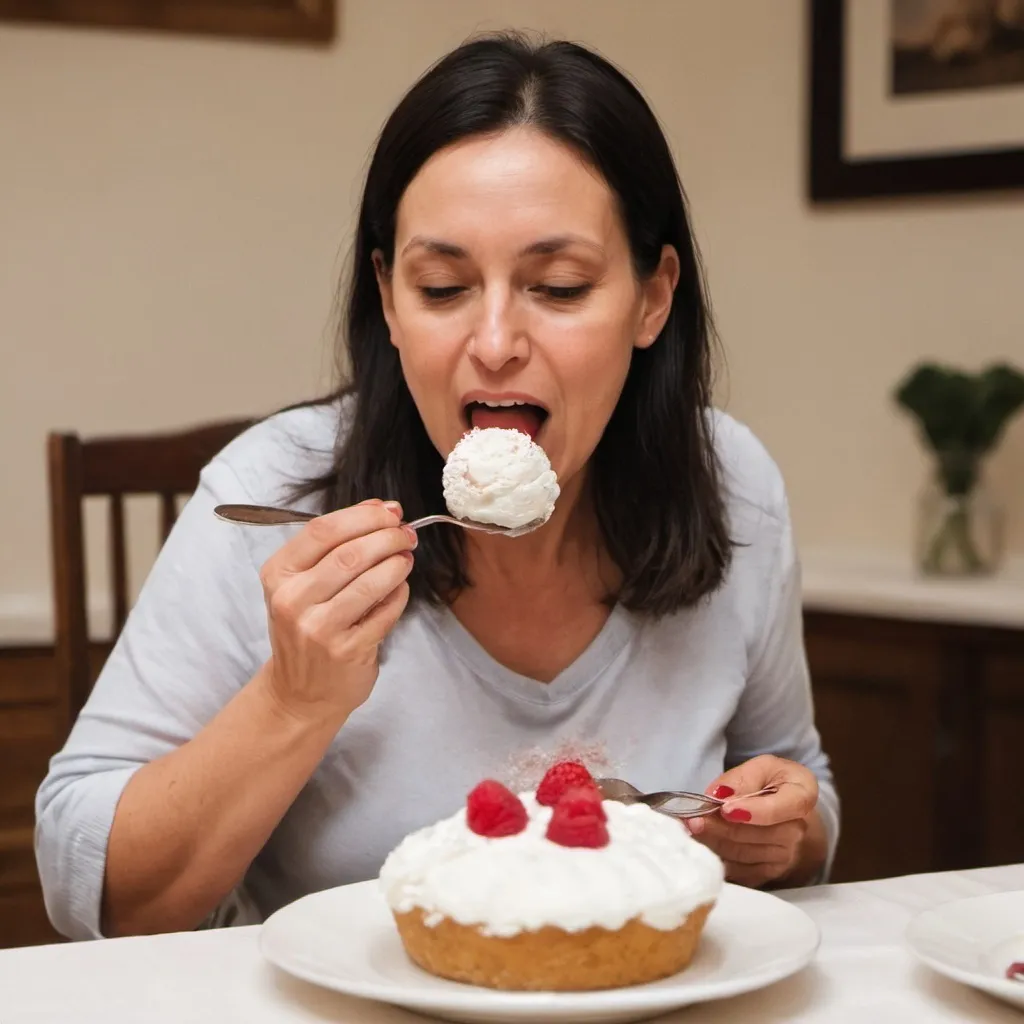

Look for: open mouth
[463,400,549,440]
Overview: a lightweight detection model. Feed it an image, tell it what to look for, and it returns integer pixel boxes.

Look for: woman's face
[377,127,678,492]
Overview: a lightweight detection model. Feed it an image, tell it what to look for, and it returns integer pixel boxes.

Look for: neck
[462,470,609,593]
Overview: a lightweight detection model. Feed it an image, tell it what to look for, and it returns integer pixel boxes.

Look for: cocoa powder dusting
[499,737,624,792]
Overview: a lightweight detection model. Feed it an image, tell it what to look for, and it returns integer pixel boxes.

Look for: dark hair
[299,31,731,616]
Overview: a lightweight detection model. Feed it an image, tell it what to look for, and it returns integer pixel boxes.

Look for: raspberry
[535,760,595,807]
[557,784,605,816]
[466,780,528,838]
[545,786,610,849]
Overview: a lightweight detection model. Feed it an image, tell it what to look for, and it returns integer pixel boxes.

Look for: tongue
[470,405,544,439]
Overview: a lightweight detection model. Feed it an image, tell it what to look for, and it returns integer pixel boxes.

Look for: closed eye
[420,285,466,302]
[535,284,591,301]
[420,283,591,303]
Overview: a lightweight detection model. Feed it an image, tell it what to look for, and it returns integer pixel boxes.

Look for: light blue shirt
[35,401,839,940]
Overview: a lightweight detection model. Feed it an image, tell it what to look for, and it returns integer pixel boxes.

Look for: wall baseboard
[0,592,112,646]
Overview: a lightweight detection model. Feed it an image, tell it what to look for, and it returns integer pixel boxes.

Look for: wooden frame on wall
[809,0,1024,201]
[0,0,334,44]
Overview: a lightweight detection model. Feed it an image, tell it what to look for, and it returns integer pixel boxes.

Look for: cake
[441,427,559,529]
[378,761,724,991]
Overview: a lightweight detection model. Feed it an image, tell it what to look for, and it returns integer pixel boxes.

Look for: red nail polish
[712,785,734,800]
[723,807,752,822]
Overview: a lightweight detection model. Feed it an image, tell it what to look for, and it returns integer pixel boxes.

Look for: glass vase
[915,473,1003,577]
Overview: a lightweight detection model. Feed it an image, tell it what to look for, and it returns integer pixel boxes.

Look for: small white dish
[906,889,1024,1013]
[259,879,819,1024]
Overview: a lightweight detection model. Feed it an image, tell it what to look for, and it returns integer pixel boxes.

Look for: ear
[373,250,399,346]
[635,244,680,350]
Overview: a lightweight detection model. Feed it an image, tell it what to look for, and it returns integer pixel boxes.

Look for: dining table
[1,863,1022,1023]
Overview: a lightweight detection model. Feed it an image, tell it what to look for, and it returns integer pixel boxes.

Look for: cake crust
[393,902,714,991]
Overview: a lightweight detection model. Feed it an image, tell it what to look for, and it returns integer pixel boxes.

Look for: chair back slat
[160,493,177,542]
[47,417,254,736]
[108,494,129,635]
[78,422,249,494]
[47,434,90,735]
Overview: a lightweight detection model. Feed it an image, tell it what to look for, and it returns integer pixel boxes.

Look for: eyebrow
[520,235,606,257]
[400,234,605,259]
[402,237,468,258]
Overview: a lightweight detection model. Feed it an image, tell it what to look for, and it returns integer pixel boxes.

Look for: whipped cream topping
[442,428,559,529]
[379,793,724,938]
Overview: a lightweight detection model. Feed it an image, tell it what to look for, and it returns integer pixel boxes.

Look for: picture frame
[0,0,334,45]
[808,0,1024,201]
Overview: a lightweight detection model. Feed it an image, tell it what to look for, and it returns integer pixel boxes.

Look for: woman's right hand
[257,499,416,726]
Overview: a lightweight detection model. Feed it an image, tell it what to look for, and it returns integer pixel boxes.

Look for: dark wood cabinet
[980,646,1024,868]
[805,611,1024,883]
[0,612,1022,947]
[0,648,62,950]
[805,613,943,882]
[0,644,108,950]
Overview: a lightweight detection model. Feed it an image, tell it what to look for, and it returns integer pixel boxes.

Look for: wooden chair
[47,418,254,737]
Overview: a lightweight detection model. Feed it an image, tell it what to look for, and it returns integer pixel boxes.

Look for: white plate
[906,890,1024,1013]
[259,880,819,1024]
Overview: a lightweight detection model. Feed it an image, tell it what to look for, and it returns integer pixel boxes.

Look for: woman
[36,33,838,941]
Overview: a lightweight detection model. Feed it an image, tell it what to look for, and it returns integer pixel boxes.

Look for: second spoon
[213,503,545,539]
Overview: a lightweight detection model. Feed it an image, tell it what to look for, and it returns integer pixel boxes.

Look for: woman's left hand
[686,755,822,888]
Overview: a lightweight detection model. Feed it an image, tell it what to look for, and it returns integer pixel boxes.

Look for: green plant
[894,362,1024,574]
[895,362,1024,493]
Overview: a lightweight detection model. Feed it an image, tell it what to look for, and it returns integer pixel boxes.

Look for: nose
[466,285,528,371]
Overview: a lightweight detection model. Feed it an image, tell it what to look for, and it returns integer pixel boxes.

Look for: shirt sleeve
[34,455,269,940]
[725,495,841,883]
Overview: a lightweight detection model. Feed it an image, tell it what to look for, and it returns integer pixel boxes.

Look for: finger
[263,501,403,578]
[720,778,817,828]
[284,524,416,607]
[706,755,818,827]
[703,754,780,802]
[352,578,410,646]
[688,815,803,851]
[319,551,415,628]
[314,581,411,678]
[701,832,796,867]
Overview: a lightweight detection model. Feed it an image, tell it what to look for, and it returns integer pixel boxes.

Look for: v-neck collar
[420,600,636,706]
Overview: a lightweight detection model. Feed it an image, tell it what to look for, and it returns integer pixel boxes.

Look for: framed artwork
[809,0,1024,200]
[0,0,334,44]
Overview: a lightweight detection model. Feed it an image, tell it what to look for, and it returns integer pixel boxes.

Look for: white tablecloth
[2,865,1022,1023]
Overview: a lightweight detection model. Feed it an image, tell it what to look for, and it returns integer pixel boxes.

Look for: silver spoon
[212,503,545,539]
[595,777,779,820]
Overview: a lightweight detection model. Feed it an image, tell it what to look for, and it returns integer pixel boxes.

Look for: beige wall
[2,0,1024,641]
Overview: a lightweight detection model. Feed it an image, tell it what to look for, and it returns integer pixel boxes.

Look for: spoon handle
[213,504,316,526]
[213,504,498,533]
[213,504,533,538]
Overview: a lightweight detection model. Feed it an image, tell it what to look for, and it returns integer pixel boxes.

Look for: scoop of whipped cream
[442,427,559,529]
[379,792,725,938]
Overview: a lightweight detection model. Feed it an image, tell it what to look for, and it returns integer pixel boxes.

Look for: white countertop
[4,548,1024,647]
[1,864,1021,1023]
[800,547,1024,630]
